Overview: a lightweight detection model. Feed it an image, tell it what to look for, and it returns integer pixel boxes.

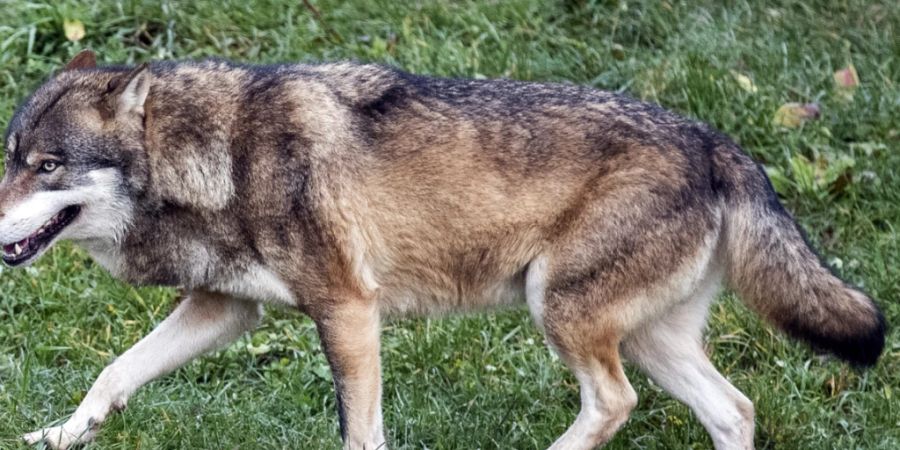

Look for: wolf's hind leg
[525,177,723,448]
[622,283,755,450]
[544,333,638,450]
[23,291,261,450]
[527,260,637,450]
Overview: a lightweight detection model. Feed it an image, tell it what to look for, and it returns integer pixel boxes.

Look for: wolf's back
[713,142,885,367]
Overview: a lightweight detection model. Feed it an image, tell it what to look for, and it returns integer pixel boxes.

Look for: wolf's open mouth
[2,205,81,266]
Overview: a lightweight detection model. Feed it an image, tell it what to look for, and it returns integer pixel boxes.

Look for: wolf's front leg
[315,298,386,450]
[23,291,262,450]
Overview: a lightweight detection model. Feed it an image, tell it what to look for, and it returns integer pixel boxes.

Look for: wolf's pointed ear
[64,50,97,71]
[115,64,152,117]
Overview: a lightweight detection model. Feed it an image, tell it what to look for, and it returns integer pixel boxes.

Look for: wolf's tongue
[2,244,12,254]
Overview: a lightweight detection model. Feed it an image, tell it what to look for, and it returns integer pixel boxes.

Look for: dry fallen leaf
[773,102,820,128]
[731,71,758,93]
[610,43,625,61]
[833,64,859,102]
[63,19,85,42]
[834,64,859,88]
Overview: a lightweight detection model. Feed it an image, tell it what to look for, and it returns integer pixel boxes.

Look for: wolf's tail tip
[785,304,886,368]
[847,310,886,368]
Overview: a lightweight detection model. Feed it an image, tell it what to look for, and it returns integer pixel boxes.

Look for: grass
[0,0,898,448]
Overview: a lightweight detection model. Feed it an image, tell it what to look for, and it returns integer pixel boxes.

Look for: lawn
[0,0,897,448]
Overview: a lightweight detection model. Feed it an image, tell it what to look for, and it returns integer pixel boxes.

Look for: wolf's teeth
[14,243,22,255]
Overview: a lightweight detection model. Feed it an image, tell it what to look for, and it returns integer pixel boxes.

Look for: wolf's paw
[23,422,96,450]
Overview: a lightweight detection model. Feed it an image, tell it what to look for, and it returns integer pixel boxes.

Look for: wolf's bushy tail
[714,144,885,367]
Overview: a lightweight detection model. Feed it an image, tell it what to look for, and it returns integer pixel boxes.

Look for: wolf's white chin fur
[0,169,133,264]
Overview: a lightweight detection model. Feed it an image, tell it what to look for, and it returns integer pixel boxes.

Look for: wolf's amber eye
[39,161,59,173]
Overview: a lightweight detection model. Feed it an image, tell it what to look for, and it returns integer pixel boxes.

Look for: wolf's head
[0,50,151,267]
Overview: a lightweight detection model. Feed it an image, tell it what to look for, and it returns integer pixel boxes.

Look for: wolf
[1,50,885,450]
